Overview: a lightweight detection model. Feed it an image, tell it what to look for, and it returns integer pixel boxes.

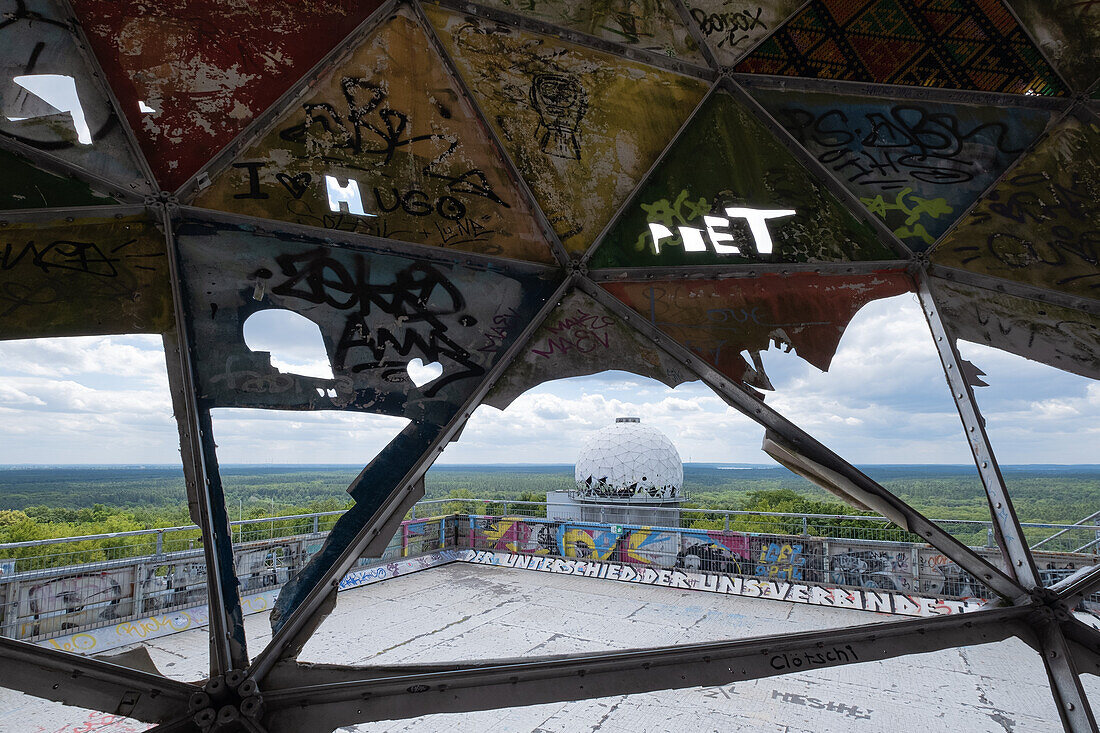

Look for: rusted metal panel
[0,147,116,210]
[175,216,557,423]
[466,0,705,63]
[1005,0,1100,94]
[0,212,172,340]
[483,289,693,409]
[735,0,1067,97]
[683,0,805,66]
[932,115,1100,299]
[0,0,151,194]
[751,88,1054,251]
[589,91,893,269]
[192,9,557,265]
[70,0,386,192]
[929,278,1100,380]
[425,5,708,255]
[602,271,911,387]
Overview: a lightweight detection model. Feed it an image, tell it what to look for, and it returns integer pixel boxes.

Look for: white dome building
[574,417,683,501]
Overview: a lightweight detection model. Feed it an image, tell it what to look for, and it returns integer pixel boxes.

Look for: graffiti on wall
[676,530,751,574]
[829,546,914,591]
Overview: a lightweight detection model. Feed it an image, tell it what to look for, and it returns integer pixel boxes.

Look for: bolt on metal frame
[0,0,1098,730]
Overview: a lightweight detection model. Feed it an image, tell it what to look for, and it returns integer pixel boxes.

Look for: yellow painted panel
[426,5,708,254]
[193,9,556,264]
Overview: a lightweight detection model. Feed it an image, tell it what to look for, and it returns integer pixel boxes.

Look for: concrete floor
[4,560,1096,732]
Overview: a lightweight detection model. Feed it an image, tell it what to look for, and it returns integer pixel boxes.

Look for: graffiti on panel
[621,526,680,566]
[471,0,704,61]
[0,216,172,340]
[1005,0,1100,92]
[0,148,116,210]
[590,92,892,268]
[560,526,622,561]
[754,90,1052,249]
[474,517,557,555]
[602,272,911,390]
[829,547,913,591]
[193,10,554,263]
[236,543,297,591]
[676,530,751,574]
[485,290,692,411]
[70,0,385,190]
[406,520,443,555]
[929,279,1100,381]
[178,221,553,418]
[425,6,707,254]
[753,537,809,581]
[735,0,1066,96]
[933,116,1100,298]
[685,1,804,65]
[918,551,986,598]
[19,567,166,637]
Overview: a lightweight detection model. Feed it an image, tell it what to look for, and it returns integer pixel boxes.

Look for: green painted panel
[684,0,805,66]
[193,9,556,264]
[590,92,893,268]
[0,214,172,340]
[932,116,1100,299]
[467,0,705,63]
[484,289,693,409]
[0,148,117,210]
[426,6,708,255]
[1005,0,1100,93]
[751,87,1053,251]
[735,0,1067,96]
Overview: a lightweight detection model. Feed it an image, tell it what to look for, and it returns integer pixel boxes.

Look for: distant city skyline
[0,294,1095,466]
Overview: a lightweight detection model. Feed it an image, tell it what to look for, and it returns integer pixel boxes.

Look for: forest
[1,464,1098,550]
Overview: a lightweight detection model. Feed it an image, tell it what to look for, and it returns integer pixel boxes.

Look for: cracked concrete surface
[3,561,1098,732]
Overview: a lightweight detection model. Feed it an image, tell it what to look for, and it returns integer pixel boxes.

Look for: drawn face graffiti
[530,73,588,160]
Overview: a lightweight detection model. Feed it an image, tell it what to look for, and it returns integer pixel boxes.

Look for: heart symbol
[406,358,443,387]
[275,172,312,199]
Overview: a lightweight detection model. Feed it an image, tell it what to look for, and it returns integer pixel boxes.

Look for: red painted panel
[603,271,913,387]
[72,0,385,191]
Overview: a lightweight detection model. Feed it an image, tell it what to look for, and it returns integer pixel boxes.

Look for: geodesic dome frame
[0,0,1098,730]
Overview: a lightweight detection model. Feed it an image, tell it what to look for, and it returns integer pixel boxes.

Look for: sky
[0,293,1096,466]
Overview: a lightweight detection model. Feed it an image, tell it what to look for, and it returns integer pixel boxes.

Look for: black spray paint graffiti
[689,6,766,52]
[829,550,912,591]
[261,249,484,397]
[530,73,587,160]
[777,104,1026,187]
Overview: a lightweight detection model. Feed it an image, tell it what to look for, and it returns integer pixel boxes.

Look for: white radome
[574,417,683,500]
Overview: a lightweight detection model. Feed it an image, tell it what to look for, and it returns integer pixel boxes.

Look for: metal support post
[1035,619,1099,732]
[917,276,1041,589]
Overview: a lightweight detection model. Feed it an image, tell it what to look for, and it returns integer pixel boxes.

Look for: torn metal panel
[192,7,556,265]
[69,0,386,191]
[425,5,708,255]
[734,0,1067,96]
[589,91,894,268]
[750,87,1054,251]
[0,145,117,209]
[932,113,1100,299]
[174,216,558,422]
[601,270,911,388]
[1005,0,1100,94]
[0,0,152,193]
[458,0,706,64]
[928,277,1100,380]
[682,0,805,66]
[0,210,172,340]
[483,288,694,410]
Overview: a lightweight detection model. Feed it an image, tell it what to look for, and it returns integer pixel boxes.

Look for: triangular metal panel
[928,276,1100,380]
[750,85,1055,251]
[1003,0,1100,94]
[931,114,1100,299]
[425,4,709,256]
[0,146,117,209]
[69,0,387,191]
[601,270,912,388]
[0,208,171,340]
[483,287,696,409]
[192,8,558,265]
[0,0,153,194]
[465,0,707,64]
[735,0,1067,96]
[589,90,894,268]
